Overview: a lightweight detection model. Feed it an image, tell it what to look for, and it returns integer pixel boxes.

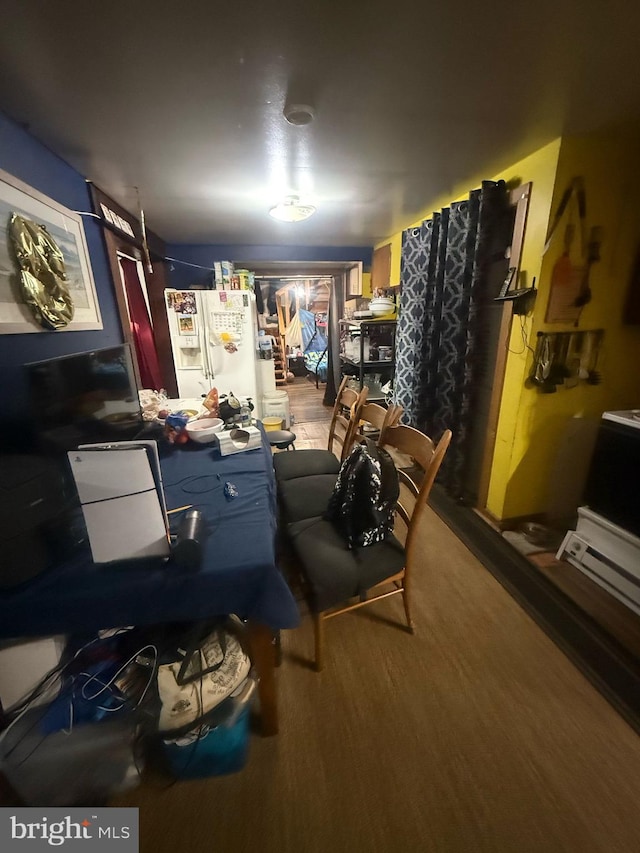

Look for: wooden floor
[110,402,640,851]
[114,490,640,852]
[285,375,332,425]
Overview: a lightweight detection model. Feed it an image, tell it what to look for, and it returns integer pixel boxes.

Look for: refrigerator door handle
[199,293,214,382]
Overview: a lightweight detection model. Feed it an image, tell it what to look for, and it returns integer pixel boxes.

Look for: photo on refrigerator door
[178,314,197,335]
[167,291,197,314]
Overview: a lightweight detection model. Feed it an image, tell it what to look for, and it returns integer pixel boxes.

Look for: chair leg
[313,613,325,672]
[401,587,415,634]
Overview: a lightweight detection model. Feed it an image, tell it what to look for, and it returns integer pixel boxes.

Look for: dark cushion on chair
[279,474,337,523]
[287,516,406,612]
[273,449,341,482]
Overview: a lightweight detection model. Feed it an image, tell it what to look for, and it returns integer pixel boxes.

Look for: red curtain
[119,257,163,390]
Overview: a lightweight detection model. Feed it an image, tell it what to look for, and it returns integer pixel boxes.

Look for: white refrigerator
[165,289,274,417]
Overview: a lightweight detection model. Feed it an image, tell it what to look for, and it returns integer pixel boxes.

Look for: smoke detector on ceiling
[283,103,315,126]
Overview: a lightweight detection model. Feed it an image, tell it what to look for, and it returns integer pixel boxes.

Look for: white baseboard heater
[557,507,640,618]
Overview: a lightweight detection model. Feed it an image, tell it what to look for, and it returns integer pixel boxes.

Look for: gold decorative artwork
[9,214,74,329]
[0,168,102,334]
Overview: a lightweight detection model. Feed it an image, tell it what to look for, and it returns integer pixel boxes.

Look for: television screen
[25,345,144,451]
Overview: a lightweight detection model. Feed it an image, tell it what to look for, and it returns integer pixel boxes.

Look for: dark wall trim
[89,183,165,259]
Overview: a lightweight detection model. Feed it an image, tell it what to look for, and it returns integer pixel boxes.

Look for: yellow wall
[484,142,563,518]
[380,125,640,521]
[385,139,560,288]
[361,271,372,299]
[497,122,640,520]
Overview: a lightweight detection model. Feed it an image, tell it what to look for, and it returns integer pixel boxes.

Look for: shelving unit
[339,318,396,401]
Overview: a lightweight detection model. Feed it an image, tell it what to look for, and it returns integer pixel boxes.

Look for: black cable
[165,474,226,496]
[164,473,218,488]
[181,478,225,495]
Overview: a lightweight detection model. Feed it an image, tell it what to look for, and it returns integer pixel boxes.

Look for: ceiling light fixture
[269,195,316,222]
[283,103,315,126]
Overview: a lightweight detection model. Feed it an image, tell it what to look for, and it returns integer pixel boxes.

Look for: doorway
[462,183,532,511]
[239,259,364,435]
[102,228,178,396]
[116,251,163,391]
[239,258,356,384]
[255,274,332,426]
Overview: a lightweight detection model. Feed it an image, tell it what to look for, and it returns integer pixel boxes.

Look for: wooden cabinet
[345,262,363,298]
[370,244,391,291]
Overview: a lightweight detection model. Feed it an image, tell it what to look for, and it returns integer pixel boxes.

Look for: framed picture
[0,168,102,334]
[177,313,197,336]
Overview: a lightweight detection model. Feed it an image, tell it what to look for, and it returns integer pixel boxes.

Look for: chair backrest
[327,377,368,461]
[379,423,452,573]
[357,402,404,441]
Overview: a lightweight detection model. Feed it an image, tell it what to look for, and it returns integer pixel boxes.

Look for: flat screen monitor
[25,344,144,451]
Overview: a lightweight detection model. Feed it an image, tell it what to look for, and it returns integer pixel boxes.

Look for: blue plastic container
[162,706,250,779]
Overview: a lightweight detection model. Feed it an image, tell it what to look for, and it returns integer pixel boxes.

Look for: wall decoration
[545,260,584,324]
[0,168,102,334]
[9,214,74,329]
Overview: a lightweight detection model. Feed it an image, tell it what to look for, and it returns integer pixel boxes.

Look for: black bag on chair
[324,438,399,550]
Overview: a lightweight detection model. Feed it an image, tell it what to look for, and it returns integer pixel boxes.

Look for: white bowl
[369,297,395,316]
[185,418,224,444]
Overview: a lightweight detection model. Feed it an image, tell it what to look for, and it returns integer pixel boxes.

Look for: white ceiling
[1,1,640,247]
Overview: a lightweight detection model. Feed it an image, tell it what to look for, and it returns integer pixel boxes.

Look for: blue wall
[0,112,123,420]
[0,109,373,420]
[166,243,373,290]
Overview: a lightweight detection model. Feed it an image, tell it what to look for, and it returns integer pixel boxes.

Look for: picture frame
[0,167,103,334]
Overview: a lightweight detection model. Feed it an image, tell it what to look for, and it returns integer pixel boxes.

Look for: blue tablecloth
[0,428,300,638]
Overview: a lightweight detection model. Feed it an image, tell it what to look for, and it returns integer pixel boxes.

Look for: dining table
[0,423,300,735]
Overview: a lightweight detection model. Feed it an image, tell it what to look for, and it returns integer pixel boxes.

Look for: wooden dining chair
[356,401,403,442]
[287,423,452,670]
[273,377,368,484]
[276,389,369,524]
[277,402,404,527]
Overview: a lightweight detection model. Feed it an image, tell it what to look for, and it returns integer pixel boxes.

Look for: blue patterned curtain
[395,181,509,499]
[395,220,434,426]
[419,208,448,431]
